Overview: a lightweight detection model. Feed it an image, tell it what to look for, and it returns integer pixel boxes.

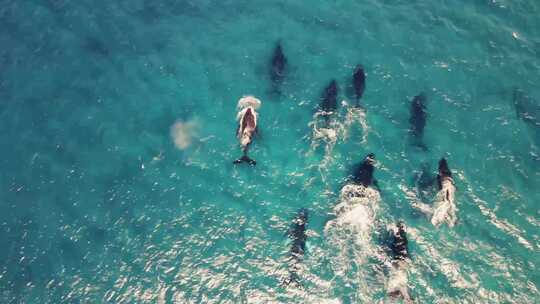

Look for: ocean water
[1,0,539,303]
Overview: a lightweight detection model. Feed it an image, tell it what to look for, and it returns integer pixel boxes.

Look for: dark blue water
[1,0,539,303]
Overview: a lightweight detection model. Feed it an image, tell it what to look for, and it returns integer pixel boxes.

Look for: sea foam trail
[306,110,341,183]
[306,103,369,183]
[324,184,382,301]
[343,101,369,144]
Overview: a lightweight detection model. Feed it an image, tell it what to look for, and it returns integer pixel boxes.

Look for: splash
[237,95,262,110]
[170,119,199,150]
[326,184,381,247]
[412,177,457,227]
[306,102,370,183]
[430,178,457,227]
[387,261,411,303]
[343,102,369,144]
[306,110,344,182]
[324,183,382,301]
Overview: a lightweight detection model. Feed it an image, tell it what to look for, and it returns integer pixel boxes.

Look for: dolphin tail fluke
[354,96,360,107]
[282,272,302,288]
[417,142,428,151]
[233,155,256,166]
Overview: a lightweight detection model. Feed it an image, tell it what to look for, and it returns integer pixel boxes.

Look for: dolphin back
[391,223,409,260]
[271,42,287,82]
[351,153,376,187]
[289,208,308,256]
[353,65,366,101]
[320,80,338,113]
[409,93,427,135]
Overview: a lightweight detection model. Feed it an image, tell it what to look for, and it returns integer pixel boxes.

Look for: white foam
[343,104,369,143]
[327,184,381,246]
[237,95,261,110]
[386,261,411,302]
[431,178,457,227]
[306,111,341,183]
[410,177,457,227]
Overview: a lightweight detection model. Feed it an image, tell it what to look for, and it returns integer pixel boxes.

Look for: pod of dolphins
[229,41,531,301]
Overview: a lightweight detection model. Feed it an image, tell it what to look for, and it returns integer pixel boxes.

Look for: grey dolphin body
[352,65,366,106]
[437,158,452,190]
[387,222,411,302]
[285,208,309,286]
[409,93,427,150]
[350,153,378,188]
[320,80,338,113]
[270,42,287,94]
[318,80,338,125]
[390,222,409,261]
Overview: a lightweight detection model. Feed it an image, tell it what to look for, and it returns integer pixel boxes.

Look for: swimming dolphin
[233,96,261,165]
[285,208,308,286]
[352,65,366,106]
[390,222,409,261]
[437,158,452,190]
[409,93,427,150]
[411,158,457,227]
[431,158,457,226]
[513,88,539,127]
[270,42,287,93]
[387,222,412,302]
[325,152,381,262]
[319,80,338,116]
[350,153,378,188]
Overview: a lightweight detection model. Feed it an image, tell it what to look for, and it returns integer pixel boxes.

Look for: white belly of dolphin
[431,178,457,227]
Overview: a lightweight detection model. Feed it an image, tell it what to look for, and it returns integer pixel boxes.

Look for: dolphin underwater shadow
[269,41,287,96]
[409,93,428,151]
[319,80,338,117]
[343,65,370,143]
[512,88,540,148]
[352,64,366,107]
[283,208,309,287]
[513,88,540,128]
[413,162,438,204]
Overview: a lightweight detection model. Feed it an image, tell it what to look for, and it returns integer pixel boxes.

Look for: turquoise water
[1,0,539,302]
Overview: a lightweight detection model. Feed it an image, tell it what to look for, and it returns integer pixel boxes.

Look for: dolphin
[431,158,457,227]
[352,65,366,106]
[270,42,287,93]
[411,158,457,227]
[436,158,452,190]
[513,88,539,127]
[409,93,427,150]
[233,96,261,165]
[319,80,338,115]
[387,222,412,302]
[350,153,378,189]
[390,222,409,261]
[284,208,309,286]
